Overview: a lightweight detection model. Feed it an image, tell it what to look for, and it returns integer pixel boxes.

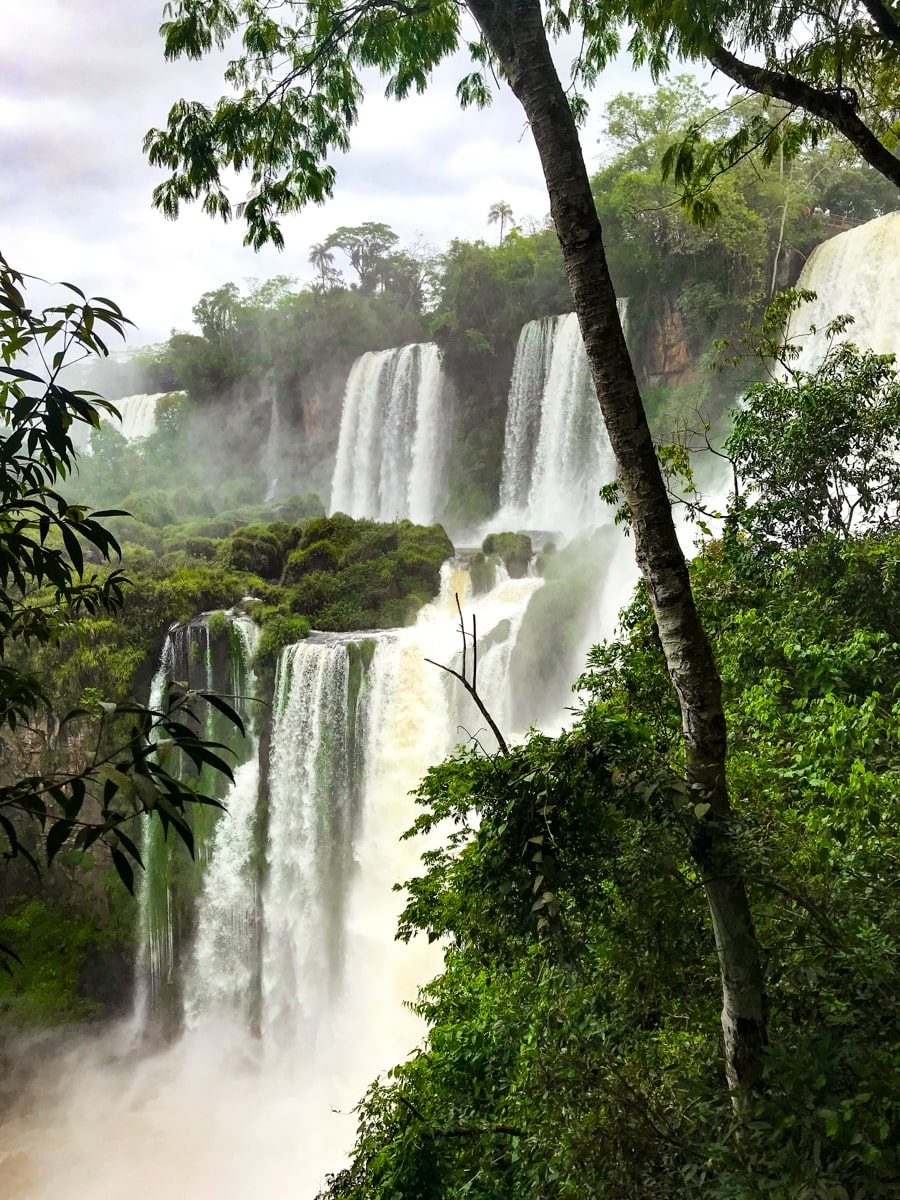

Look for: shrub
[283,516,453,630]
[253,613,311,675]
[217,525,284,578]
[206,609,230,639]
[182,536,218,561]
[120,489,177,529]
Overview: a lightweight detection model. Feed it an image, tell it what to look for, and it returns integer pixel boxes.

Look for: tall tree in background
[322,223,399,292]
[309,241,338,290]
[143,0,769,1089]
[487,199,514,242]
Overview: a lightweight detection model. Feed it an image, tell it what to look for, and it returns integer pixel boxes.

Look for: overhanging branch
[707,44,900,188]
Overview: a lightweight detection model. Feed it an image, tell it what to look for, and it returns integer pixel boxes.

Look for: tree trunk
[465,0,767,1090]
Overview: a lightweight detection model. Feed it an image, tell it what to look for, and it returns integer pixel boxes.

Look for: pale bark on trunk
[465,0,768,1090]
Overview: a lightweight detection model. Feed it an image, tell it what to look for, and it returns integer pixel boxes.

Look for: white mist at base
[0,1027,357,1200]
[0,568,542,1200]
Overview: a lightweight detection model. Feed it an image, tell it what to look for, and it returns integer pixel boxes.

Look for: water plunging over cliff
[330,342,449,524]
[110,393,165,440]
[135,614,261,1033]
[496,303,627,536]
[787,212,900,369]
[183,618,262,1030]
[94,560,541,1197]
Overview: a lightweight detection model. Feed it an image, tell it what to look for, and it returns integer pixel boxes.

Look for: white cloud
[1,0,654,346]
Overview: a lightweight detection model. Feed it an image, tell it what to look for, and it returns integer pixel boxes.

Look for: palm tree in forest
[487,200,513,243]
[309,241,336,289]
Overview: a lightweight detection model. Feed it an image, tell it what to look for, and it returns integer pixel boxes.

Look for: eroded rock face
[641,295,695,387]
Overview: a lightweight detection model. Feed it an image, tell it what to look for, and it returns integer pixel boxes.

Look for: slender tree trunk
[466,0,768,1090]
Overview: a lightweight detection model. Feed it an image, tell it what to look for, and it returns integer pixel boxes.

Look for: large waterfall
[496,302,627,536]
[330,342,450,524]
[6,287,649,1200]
[33,563,529,1200]
[788,212,900,368]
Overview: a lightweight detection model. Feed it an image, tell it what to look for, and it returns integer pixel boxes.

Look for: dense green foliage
[143,0,900,250]
[593,79,899,408]
[318,341,900,1198]
[0,892,131,1025]
[282,514,454,630]
[0,258,248,948]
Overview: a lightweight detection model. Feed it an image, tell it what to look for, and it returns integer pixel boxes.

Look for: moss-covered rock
[482,531,533,578]
[281,516,453,630]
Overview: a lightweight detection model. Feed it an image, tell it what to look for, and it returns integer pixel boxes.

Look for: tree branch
[707,44,900,188]
[859,0,900,44]
[424,593,509,754]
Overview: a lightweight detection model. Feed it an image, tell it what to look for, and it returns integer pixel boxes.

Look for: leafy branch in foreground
[0,254,247,968]
[0,682,243,890]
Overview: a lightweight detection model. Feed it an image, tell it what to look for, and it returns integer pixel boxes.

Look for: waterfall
[183,617,262,1030]
[112,393,164,440]
[499,317,559,513]
[263,396,281,503]
[330,342,449,524]
[132,635,177,1035]
[407,344,448,525]
[134,613,259,1034]
[496,301,627,536]
[787,213,900,370]
[261,637,369,1050]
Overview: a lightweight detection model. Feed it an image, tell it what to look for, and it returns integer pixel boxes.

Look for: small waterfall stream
[111,393,165,440]
[263,396,281,503]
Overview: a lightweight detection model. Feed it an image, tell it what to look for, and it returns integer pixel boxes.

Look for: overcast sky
[2,1,664,346]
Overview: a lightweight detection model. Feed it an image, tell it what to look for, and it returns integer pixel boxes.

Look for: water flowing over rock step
[132,563,544,1056]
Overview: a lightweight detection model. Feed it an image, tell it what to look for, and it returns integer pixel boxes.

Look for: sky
[2,1,659,347]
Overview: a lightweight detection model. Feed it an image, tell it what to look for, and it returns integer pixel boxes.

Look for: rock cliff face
[639,295,695,387]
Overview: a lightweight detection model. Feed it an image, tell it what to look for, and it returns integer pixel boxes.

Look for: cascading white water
[499,317,560,514]
[133,613,260,1035]
[407,344,449,525]
[786,212,900,369]
[183,617,262,1030]
[132,635,177,1035]
[496,301,628,536]
[112,393,164,440]
[330,342,449,523]
[261,639,362,1050]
